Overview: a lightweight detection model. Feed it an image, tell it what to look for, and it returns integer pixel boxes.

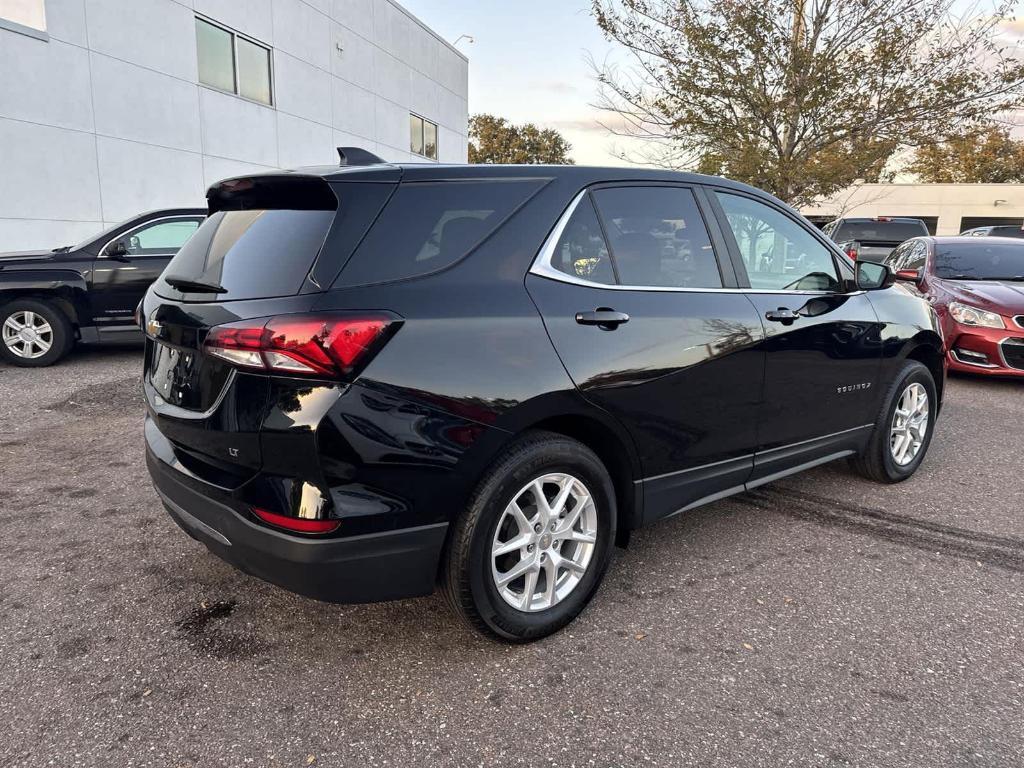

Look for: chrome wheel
[890,382,929,466]
[490,473,598,613]
[2,310,53,359]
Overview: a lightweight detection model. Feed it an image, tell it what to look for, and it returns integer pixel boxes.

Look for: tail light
[204,313,395,379]
[252,506,340,534]
[846,247,858,260]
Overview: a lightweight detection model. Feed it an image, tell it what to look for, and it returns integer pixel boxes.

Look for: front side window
[196,17,273,106]
[0,0,46,32]
[716,192,840,292]
[109,219,202,256]
[901,241,929,272]
[410,114,439,160]
[883,241,912,270]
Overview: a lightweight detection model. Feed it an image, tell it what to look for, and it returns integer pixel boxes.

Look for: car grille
[1001,338,1024,371]
[1015,315,1024,330]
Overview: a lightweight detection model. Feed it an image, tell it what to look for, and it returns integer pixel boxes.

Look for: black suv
[143,162,945,642]
[0,209,206,366]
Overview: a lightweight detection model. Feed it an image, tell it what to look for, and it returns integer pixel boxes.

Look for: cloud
[998,18,1024,37]
[527,81,580,95]
[547,113,636,134]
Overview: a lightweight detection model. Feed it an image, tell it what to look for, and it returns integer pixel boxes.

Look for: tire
[850,360,937,483]
[442,431,617,642]
[0,298,74,367]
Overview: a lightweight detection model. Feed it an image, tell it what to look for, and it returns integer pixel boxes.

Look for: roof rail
[337,146,386,167]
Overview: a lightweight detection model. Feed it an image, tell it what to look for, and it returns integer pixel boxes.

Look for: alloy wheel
[2,310,54,360]
[890,382,929,466]
[490,473,598,613]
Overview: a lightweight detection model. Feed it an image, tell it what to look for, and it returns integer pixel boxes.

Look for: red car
[883,236,1024,377]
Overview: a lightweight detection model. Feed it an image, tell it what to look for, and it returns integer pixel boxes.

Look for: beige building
[801,183,1024,235]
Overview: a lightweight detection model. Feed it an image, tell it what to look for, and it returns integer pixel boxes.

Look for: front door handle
[575,309,630,330]
[765,307,800,325]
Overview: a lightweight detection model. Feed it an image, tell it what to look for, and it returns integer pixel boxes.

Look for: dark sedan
[884,236,1024,376]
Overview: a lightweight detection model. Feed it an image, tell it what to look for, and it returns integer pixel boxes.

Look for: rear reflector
[252,507,341,534]
[204,313,394,378]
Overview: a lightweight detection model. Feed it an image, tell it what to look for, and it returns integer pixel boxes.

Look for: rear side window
[154,209,335,301]
[592,187,721,288]
[335,179,546,287]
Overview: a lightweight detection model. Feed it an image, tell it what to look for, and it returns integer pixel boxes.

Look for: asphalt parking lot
[0,348,1022,768]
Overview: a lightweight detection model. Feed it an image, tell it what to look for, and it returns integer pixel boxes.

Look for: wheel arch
[900,333,945,410]
[0,273,90,330]
[509,409,642,547]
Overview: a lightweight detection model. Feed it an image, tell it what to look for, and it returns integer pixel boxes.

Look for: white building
[802,183,1024,235]
[0,0,469,251]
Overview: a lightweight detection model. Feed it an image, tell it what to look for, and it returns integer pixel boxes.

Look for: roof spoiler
[337,146,386,167]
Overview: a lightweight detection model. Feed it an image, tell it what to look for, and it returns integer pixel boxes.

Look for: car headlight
[948,301,1005,329]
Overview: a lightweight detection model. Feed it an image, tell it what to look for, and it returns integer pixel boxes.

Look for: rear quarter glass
[333,179,548,288]
[154,209,335,302]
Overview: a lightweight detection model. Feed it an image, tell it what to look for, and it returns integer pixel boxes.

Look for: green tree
[591,0,1024,206]
[468,114,575,165]
[905,124,1024,183]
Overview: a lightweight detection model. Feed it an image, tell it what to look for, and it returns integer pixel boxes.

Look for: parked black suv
[143,162,945,642]
[0,209,206,366]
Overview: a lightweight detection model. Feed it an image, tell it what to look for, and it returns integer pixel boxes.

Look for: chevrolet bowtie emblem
[146,316,163,336]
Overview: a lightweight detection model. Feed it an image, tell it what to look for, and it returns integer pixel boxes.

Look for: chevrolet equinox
[142,157,945,642]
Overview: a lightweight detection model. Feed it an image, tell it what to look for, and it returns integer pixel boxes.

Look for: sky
[398,0,634,166]
[399,1,1024,168]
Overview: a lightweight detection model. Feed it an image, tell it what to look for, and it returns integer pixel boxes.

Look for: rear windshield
[934,241,1024,280]
[988,226,1024,238]
[154,209,334,301]
[834,221,928,243]
[335,179,546,287]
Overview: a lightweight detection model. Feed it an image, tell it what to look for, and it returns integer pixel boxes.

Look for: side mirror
[855,261,895,291]
[105,240,129,261]
[895,268,922,283]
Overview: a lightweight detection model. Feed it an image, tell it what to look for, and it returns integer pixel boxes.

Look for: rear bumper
[146,434,449,604]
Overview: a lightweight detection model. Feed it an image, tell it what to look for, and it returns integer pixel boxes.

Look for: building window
[196,16,272,106]
[410,114,438,160]
[0,0,47,37]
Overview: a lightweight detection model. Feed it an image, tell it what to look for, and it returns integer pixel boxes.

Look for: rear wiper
[163,275,227,294]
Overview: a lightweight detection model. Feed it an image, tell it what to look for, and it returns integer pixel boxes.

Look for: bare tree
[590,0,1024,206]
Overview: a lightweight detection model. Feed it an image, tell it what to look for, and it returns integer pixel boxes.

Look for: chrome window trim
[528,188,858,297]
[98,215,204,260]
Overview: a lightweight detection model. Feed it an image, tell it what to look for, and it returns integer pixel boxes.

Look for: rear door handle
[765,307,800,325]
[575,309,630,330]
